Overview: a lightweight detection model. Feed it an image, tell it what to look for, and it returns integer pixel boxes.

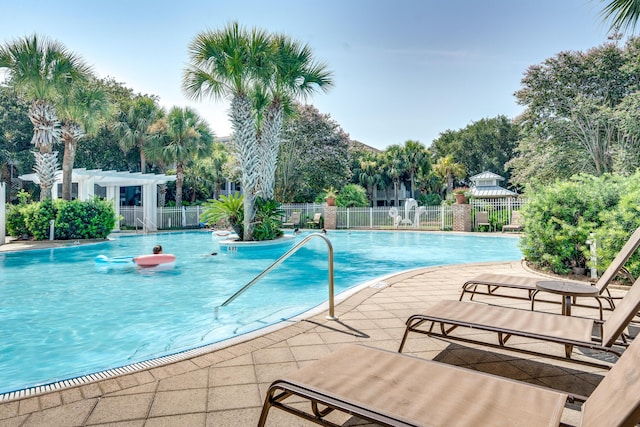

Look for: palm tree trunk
[176,163,184,207]
[230,94,258,241]
[139,146,146,174]
[29,100,61,200]
[258,103,283,200]
[61,122,83,201]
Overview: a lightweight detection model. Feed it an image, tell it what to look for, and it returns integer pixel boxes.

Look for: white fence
[119,198,526,231]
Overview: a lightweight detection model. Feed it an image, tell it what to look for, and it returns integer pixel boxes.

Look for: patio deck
[0,258,626,426]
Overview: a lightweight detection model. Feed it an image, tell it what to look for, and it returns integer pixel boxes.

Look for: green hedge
[520,172,640,277]
[6,197,116,240]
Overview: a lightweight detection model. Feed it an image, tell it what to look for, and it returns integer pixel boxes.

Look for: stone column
[452,204,471,232]
[324,205,337,230]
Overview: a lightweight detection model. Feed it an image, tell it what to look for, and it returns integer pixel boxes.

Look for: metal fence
[119,198,526,232]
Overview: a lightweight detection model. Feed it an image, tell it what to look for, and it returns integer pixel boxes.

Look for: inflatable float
[95,255,133,266]
[94,255,135,272]
[133,253,176,268]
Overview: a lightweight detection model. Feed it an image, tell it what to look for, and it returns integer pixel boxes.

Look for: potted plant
[324,186,338,206]
[453,187,469,204]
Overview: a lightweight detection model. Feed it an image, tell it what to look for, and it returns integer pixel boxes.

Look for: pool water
[0,230,521,394]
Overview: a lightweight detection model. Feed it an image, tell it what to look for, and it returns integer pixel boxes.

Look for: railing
[119,198,526,231]
[218,233,338,320]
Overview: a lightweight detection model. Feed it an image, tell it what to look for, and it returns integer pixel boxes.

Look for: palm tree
[357,156,385,206]
[600,0,640,33]
[57,81,111,200]
[183,21,271,240]
[382,144,406,206]
[433,155,466,196]
[256,34,334,199]
[0,34,92,199]
[151,106,213,207]
[112,95,164,174]
[400,140,429,199]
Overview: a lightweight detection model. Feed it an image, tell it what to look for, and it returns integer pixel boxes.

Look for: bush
[520,173,629,274]
[418,193,442,206]
[336,184,369,207]
[55,197,116,239]
[6,197,116,240]
[252,198,284,241]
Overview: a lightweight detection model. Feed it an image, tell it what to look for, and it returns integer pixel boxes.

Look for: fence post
[370,207,373,229]
[346,208,350,229]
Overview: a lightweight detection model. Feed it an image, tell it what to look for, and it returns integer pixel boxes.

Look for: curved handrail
[219,232,337,320]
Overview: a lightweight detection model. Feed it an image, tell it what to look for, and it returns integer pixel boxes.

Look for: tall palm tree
[600,0,640,32]
[256,34,334,199]
[112,95,164,174]
[183,21,271,240]
[0,34,91,199]
[433,155,466,196]
[151,106,213,207]
[357,156,385,206]
[57,81,111,200]
[382,144,406,206]
[400,140,429,199]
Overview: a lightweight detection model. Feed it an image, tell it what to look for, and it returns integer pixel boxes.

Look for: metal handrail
[219,232,338,320]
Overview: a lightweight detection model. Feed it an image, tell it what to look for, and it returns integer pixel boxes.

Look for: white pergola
[18,168,176,232]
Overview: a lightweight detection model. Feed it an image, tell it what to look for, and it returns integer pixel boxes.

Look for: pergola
[18,168,176,232]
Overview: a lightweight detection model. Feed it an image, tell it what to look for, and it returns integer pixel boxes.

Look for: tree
[150,106,213,207]
[183,22,271,240]
[433,155,465,195]
[275,104,350,202]
[352,152,385,207]
[400,140,429,199]
[112,95,164,174]
[255,34,333,199]
[430,116,519,181]
[381,145,405,206]
[510,41,636,184]
[600,0,640,33]
[57,80,111,200]
[0,34,92,199]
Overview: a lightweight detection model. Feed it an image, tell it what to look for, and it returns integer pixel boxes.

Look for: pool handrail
[219,232,338,320]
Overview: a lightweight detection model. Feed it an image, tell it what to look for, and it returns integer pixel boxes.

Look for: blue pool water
[0,230,521,394]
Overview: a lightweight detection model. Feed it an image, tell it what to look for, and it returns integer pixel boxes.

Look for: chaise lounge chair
[502,210,524,232]
[258,337,640,426]
[460,226,640,319]
[399,275,640,368]
[306,212,322,228]
[282,211,301,228]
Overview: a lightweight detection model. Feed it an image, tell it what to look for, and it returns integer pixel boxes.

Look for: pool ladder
[219,232,338,320]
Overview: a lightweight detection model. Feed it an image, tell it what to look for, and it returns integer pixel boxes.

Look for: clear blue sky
[0,0,616,150]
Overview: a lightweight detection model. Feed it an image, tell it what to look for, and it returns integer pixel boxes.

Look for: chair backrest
[580,332,640,427]
[510,211,523,225]
[289,212,300,222]
[602,274,640,346]
[313,213,322,223]
[476,212,489,224]
[595,226,640,292]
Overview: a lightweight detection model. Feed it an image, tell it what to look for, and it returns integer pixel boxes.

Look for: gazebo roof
[470,171,505,182]
[470,185,518,198]
[19,168,176,186]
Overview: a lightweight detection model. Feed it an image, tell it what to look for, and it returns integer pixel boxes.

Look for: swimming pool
[0,230,521,395]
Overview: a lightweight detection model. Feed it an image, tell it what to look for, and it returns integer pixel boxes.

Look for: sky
[0,0,618,150]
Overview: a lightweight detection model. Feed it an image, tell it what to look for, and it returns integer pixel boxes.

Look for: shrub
[200,193,244,237]
[336,184,369,207]
[252,198,284,241]
[520,173,628,274]
[6,198,116,240]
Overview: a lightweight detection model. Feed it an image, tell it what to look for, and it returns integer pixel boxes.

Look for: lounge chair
[306,212,322,228]
[502,210,523,232]
[460,226,640,319]
[258,338,640,426]
[399,274,640,368]
[475,211,491,231]
[282,211,301,228]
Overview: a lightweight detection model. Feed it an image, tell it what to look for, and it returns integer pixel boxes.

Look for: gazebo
[469,171,518,198]
[18,168,176,232]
